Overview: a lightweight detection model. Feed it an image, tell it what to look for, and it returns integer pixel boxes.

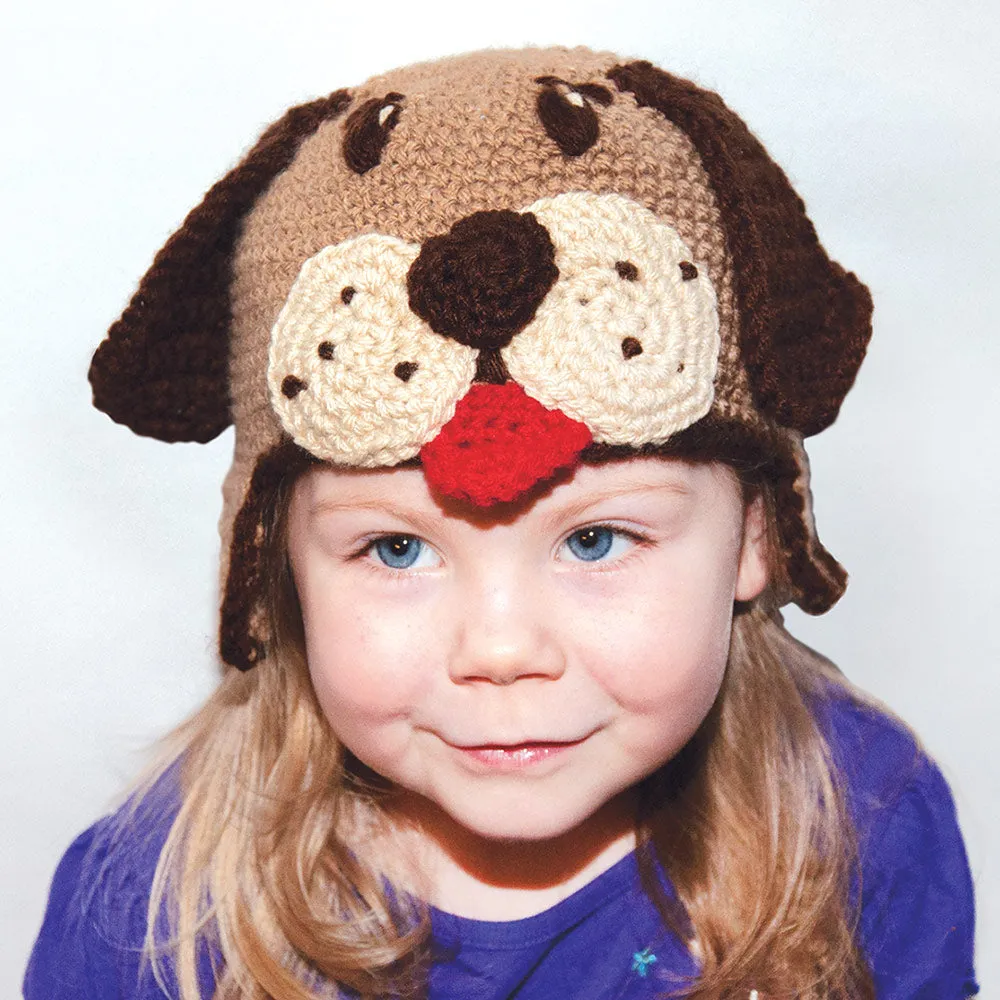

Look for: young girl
[24,46,977,999]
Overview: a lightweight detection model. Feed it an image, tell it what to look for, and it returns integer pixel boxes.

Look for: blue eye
[564,526,616,562]
[372,535,424,569]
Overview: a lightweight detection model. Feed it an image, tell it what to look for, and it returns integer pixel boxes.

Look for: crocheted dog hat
[90,47,872,670]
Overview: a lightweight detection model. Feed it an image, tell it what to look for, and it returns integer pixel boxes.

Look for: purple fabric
[24,694,978,999]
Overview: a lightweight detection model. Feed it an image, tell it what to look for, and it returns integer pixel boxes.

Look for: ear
[88,89,352,443]
[735,494,769,602]
[608,62,873,438]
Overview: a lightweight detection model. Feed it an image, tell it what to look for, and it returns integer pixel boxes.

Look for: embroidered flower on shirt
[631,948,657,977]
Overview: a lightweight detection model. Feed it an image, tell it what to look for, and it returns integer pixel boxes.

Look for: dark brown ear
[608,62,872,438]
[89,90,352,443]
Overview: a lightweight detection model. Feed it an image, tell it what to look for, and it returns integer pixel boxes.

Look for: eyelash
[558,523,650,567]
[350,523,651,573]
[349,534,439,575]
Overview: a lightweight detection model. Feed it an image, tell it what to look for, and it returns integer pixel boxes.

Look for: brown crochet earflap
[608,62,871,438]
[89,48,871,670]
[89,90,351,444]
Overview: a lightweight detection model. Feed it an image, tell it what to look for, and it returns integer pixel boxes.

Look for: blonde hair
[128,468,874,1000]
[639,608,874,998]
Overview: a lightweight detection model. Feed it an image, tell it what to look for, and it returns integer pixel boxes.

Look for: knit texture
[503,192,719,446]
[420,382,592,506]
[408,209,559,349]
[88,47,873,669]
[268,233,477,467]
[267,192,717,473]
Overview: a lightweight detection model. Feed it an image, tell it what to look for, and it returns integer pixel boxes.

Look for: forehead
[292,456,739,527]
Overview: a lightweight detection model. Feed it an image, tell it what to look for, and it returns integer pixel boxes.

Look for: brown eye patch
[534,76,612,157]
[343,92,405,174]
[574,82,613,106]
[679,261,699,281]
[615,260,639,281]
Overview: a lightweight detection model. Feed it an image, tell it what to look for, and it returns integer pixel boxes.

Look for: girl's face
[287,457,767,848]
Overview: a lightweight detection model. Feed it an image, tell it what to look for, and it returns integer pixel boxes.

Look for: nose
[407,209,559,351]
[448,576,566,686]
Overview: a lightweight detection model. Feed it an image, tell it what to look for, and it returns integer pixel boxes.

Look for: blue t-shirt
[24,695,978,999]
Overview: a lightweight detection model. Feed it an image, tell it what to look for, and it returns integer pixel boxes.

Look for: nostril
[407,209,559,351]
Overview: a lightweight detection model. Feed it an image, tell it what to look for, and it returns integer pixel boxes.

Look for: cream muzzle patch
[267,192,720,466]
[267,234,478,467]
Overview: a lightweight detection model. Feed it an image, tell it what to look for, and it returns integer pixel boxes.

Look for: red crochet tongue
[420,382,592,506]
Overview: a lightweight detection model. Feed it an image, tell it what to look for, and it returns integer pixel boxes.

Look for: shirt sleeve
[858,754,978,999]
[23,821,168,1000]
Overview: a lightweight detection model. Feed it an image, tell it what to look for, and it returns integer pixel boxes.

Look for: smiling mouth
[454,739,586,769]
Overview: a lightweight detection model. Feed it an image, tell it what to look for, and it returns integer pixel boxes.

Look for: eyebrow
[543,478,694,529]
[307,496,445,538]
[306,476,695,534]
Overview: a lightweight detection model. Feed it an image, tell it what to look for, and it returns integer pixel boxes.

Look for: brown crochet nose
[407,209,559,351]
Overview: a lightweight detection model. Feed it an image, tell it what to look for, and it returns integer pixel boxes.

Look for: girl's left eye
[560,525,637,563]
[366,534,440,570]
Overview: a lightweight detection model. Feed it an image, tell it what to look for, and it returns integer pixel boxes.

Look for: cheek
[299,593,437,745]
[581,569,735,745]
[607,608,729,717]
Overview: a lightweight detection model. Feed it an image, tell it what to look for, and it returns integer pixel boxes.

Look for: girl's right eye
[364,534,439,570]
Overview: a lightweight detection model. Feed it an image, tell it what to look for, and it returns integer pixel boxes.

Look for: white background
[3,0,997,994]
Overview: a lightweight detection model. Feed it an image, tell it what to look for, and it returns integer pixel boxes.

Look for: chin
[436,785,635,847]
[457,810,583,844]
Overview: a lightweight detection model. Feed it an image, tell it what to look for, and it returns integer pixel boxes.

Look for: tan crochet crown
[89,47,872,670]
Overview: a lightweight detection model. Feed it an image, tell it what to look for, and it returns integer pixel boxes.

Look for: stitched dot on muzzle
[281,375,308,399]
[621,337,643,359]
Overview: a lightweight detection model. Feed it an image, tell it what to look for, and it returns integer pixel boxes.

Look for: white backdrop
[4,0,997,994]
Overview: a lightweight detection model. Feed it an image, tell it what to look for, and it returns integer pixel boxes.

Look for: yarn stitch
[420,381,592,505]
[504,192,719,445]
[268,233,477,467]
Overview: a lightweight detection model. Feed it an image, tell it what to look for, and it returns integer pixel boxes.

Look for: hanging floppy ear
[89,89,352,443]
[608,62,873,438]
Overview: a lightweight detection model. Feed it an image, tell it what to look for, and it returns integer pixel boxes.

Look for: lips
[450,738,587,770]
